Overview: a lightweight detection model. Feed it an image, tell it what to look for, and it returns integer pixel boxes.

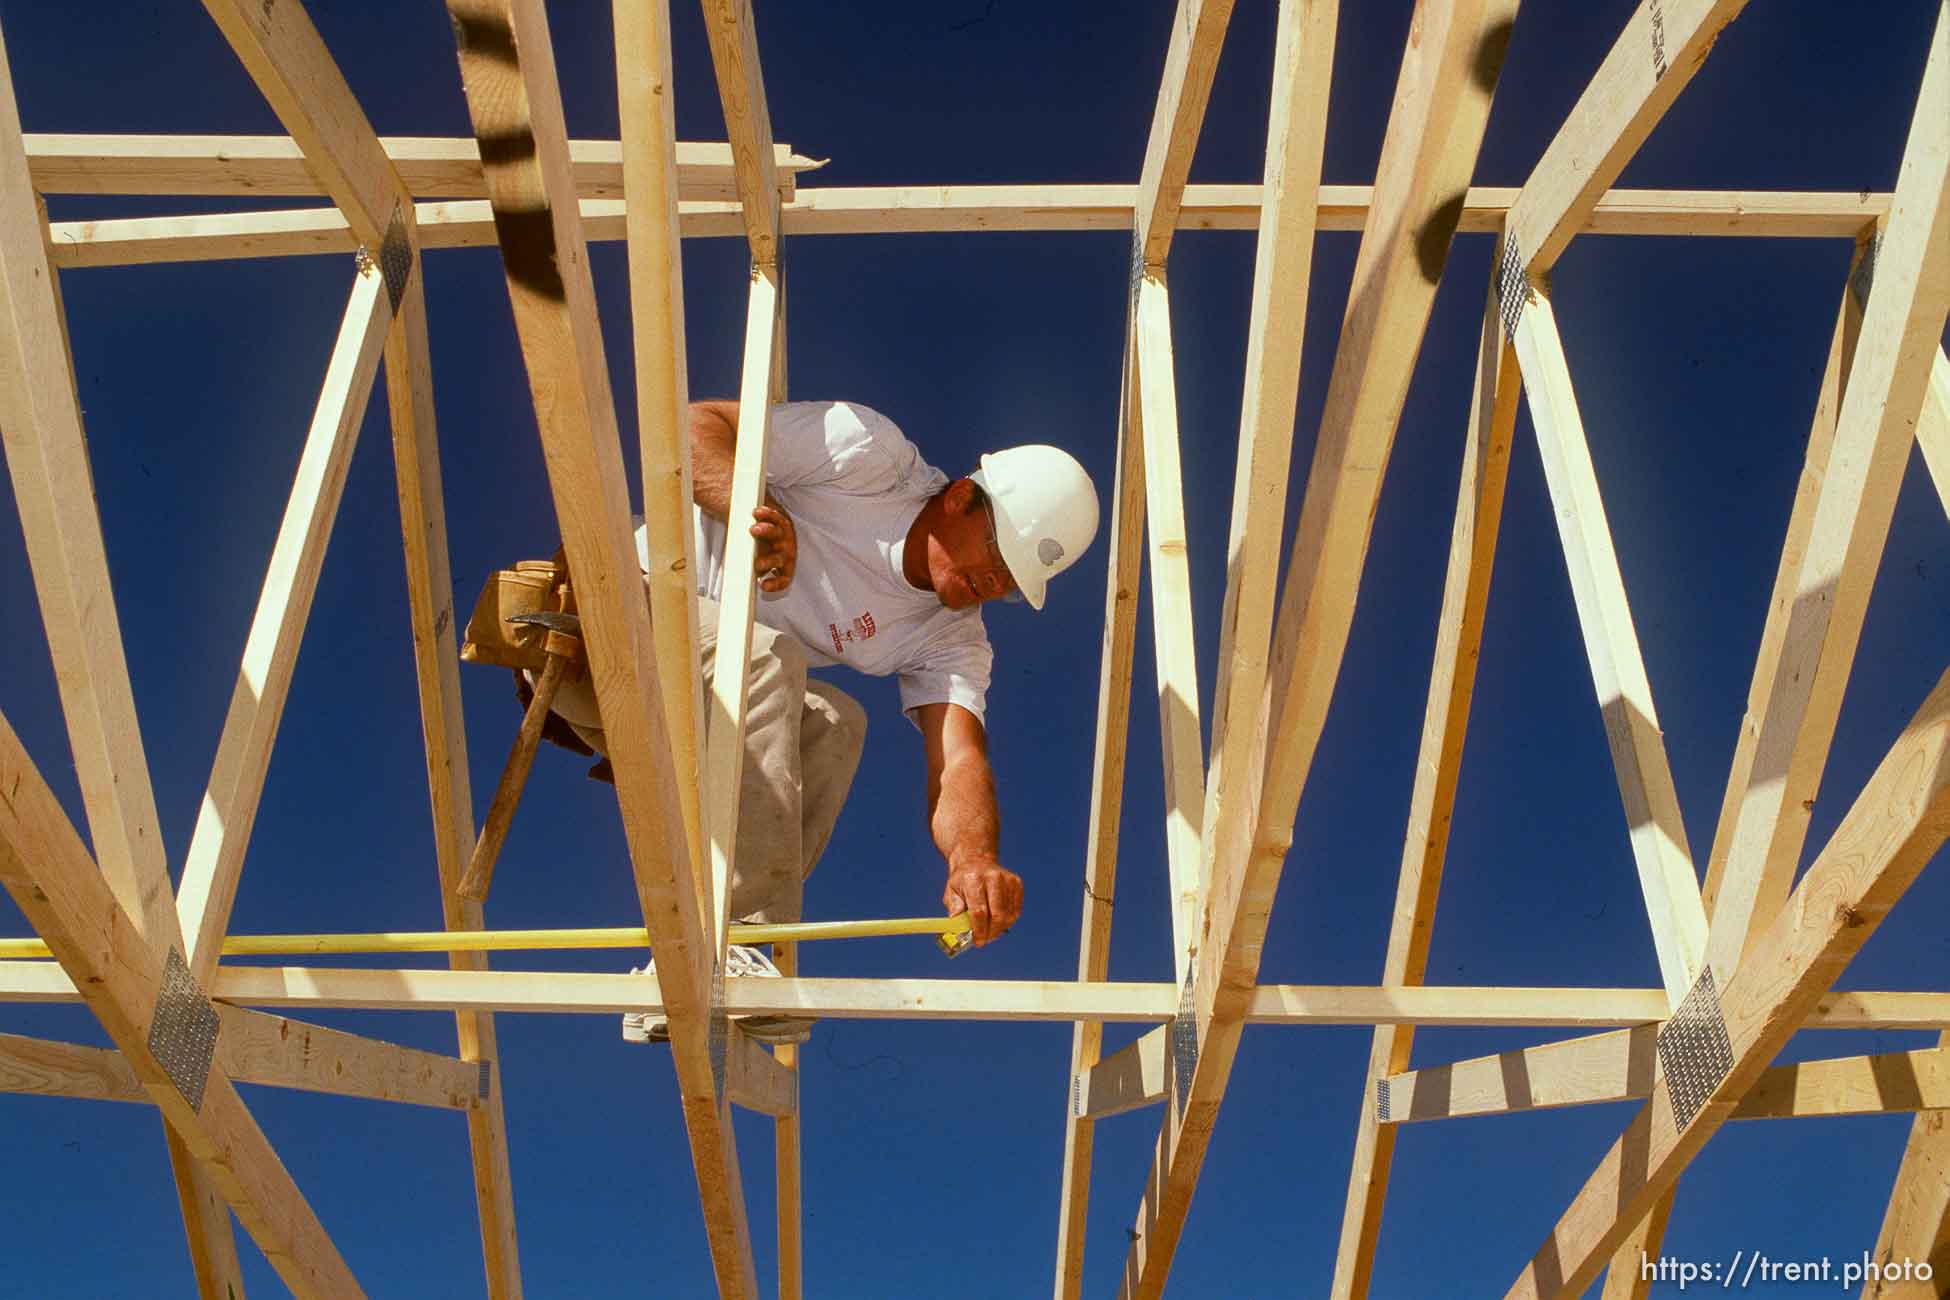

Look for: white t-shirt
[637,401,993,726]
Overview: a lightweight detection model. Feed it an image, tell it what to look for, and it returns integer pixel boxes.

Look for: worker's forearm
[689,400,740,521]
[690,399,780,522]
[930,749,1001,870]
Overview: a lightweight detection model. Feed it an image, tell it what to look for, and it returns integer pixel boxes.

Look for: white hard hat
[971,444,1099,610]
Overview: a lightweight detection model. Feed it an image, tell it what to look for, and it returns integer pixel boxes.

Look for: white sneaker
[620,958,669,1044]
[620,945,814,1046]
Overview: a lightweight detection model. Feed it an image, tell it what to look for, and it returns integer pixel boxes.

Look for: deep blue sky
[1,2,1946,1296]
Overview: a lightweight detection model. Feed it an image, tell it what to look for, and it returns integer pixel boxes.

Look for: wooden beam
[1332,268,1520,1300]
[0,963,1942,1027]
[1133,0,1237,266]
[23,133,812,200]
[1590,106,1949,1300]
[699,0,780,263]
[0,38,182,960]
[0,34,250,1292]
[615,0,708,916]
[769,254,789,403]
[1917,349,1950,518]
[198,0,406,245]
[388,243,524,1300]
[0,711,364,1296]
[1614,231,1880,1300]
[678,0,799,1262]
[772,943,804,1300]
[1198,0,1338,936]
[705,265,782,954]
[43,186,1897,269]
[225,977,1950,1030]
[197,0,532,1276]
[1598,140,1941,1300]
[1193,23,1341,1275]
[192,8,524,1284]
[213,1006,485,1110]
[445,3,751,1292]
[1134,270,1206,984]
[1074,1027,1170,1120]
[0,1030,152,1104]
[1378,1026,1659,1123]
[1864,1060,1950,1297]
[1504,667,1950,1299]
[1731,1046,1950,1121]
[1508,290,1709,1005]
[1124,2,1518,1293]
[1700,6,1950,990]
[1377,1036,1950,1123]
[1698,243,1872,978]
[1503,0,1753,276]
[1052,286,1151,1300]
[208,974,1677,1024]
[0,1017,487,1111]
[722,1029,797,1120]
[175,262,393,984]
[1598,1203,1673,1300]
[1206,0,1517,1027]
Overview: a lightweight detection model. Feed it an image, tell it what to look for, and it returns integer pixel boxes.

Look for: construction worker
[544,399,1099,1043]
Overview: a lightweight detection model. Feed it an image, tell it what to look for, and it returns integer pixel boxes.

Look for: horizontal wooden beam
[0,1029,151,1104]
[3,1005,1901,1125]
[222,975,1674,1024]
[213,1006,485,1110]
[0,1015,484,1111]
[1730,1047,1950,1121]
[42,186,1895,268]
[1379,1026,1658,1123]
[0,965,1939,1027]
[24,133,813,200]
[1074,1026,1169,1120]
[1379,1034,1950,1123]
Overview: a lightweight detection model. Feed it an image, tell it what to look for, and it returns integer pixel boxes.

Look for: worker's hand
[751,500,797,593]
[942,856,1023,947]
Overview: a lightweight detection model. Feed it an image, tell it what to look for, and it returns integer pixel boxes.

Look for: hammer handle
[458,652,571,902]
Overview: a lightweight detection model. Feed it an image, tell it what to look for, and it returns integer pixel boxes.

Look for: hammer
[456,609,583,902]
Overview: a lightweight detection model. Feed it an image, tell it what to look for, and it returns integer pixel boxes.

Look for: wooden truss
[0,0,1946,1296]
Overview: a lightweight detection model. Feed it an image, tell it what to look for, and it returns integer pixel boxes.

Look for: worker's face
[930,483,1019,610]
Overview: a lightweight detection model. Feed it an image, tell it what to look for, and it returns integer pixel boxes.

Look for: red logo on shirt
[827,611,878,657]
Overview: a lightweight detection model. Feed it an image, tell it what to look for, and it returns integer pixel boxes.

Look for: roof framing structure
[0,1,1945,1295]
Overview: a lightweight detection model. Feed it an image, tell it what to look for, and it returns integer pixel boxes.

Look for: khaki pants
[545,589,866,924]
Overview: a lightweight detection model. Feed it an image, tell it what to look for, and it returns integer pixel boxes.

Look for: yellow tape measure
[0,912,975,961]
